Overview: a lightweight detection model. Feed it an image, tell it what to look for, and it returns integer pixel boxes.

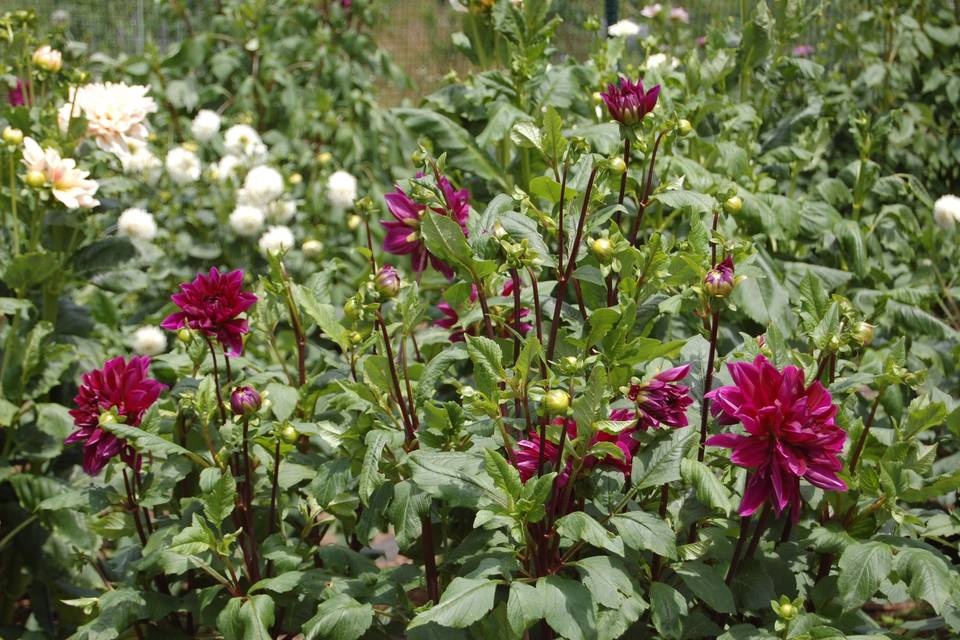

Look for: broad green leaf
[250,571,304,594]
[294,285,351,352]
[631,428,693,490]
[199,467,237,526]
[409,450,508,509]
[465,335,505,398]
[651,190,718,214]
[610,511,676,558]
[359,430,391,505]
[303,594,374,640]
[895,547,951,614]
[572,364,608,435]
[681,459,732,515]
[415,345,469,405]
[484,449,522,501]
[837,541,893,611]
[408,577,497,630]
[421,210,475,276]
[387,480,430,547]
[507,582,542,637]
[536,576,597,640]
[100,420,208,467]
[649,582,687,640]
[674,561,735,613]
[572,556,645,610]
[555,511,623,556]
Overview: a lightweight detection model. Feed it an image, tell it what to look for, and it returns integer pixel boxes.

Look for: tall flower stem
[617,137,631,218]
[7,152,19,256]
[280,263,307,387]
[421,513,440,603]
[743,503,771,561]
[240,416,261,578]
[509,267,523,419]
[474,283,496,340]
[848,389,884,473]
[649,485,671,581]
[724,515,752,584]
[696,311,721,463]
[546,166,598,364]
[628,130,668,246]
[374,310,415,444]
[203,336,227,424]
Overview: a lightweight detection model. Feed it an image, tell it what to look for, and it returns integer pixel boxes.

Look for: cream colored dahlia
[58,82,157,158]
[22,137,100,209]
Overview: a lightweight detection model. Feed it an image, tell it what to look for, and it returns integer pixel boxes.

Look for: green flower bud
[608,157,627,174]
[281,425,299,444]
[26,170,46,188]
[2,127,23,146]
[589,237,615,264]
[855,322,874,346]
[544,389,570,414]
[678,119,693,136]
[177,329,192,343]
[723,195,743,215]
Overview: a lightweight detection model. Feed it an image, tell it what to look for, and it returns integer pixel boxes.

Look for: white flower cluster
[166,146,202,185]
[117,207,157,241]
[327,170,357,209]
[934,195,960,230]
[131,326,167,356]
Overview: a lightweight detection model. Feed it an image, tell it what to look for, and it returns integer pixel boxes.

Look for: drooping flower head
[66,356,166,475]
[601,76,660,127]
[705,355,847,521]
[626,364,693,430]
[382,173,470,278]
[161,268,258,356]
[704,256,736,298]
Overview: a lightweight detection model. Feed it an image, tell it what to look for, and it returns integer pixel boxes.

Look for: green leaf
[649,582,687,640]
[837,541,893,611]
[415,344,469,405]
[294,285,351,352]
[542,106,568,167]
[199,467,236,526]
[651,190,718,214]
[555,511,624,556]
[536,576,597,640]
[3,252,60,290]
[409,450,507,509]
[484,449,522,501]
[895,547,951,614]
[421,210,475,277]
[408,577,497,630]
[507,582,542,637]
[359,430,390,505]
[266,382,298,423]
[99,420,208,467]
[674,561,735,613]
[572,364,608,435]
[395,108,507,189]
[250,571,304,595]
[387,480,430,547]
[71,237,137,274]
[610,511,676,558]
[834,220,867,277]
[303,594,374,640]
[465,335,505,398]
[631,428,692,490]
[572,556,645,610]
[681,459,732,515]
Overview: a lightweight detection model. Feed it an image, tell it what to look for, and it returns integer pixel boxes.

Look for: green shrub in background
[1,0,960,638]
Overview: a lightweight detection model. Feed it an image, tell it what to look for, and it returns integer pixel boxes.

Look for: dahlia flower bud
[281,425,299,444]
[374,265,401,298]
[589,237,615,264]
[933,195,960,230]
[544,389,570,414]
[704,256,736,298]
[302,239,324,257]
[288,172,303,185]
[855,322,874,346]
[2,126,23,145]
[723,195,743,215]
[678,119,693,136]
[26,170,46,188]
[608,157,626,174]
[347,214,362,230]
[32,45,63,72]
[231,386,262,417]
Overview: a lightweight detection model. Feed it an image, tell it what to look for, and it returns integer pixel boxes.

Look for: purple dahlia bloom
[600,76,660,126]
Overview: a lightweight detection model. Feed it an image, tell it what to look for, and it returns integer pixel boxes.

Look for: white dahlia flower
[191,109,221,142]
[302,239,324,257]
[131,326,167,356]
[165,146,201,185]
[327,170,357,209]
[120,146,162,181]
[266,198,297,223]
[641,3,663,17]
[58,82,157,158]
[258,225,295,254]
[933,195,960,230]
[238,165,284,206]
[229,205,266,237]
[117,207,157,241]
[22,137,100,209]
[224,124,267,161]
[211,155,242,182]
[608,19,641,38]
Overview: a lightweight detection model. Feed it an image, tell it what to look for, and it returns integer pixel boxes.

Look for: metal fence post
[605,0,619,31]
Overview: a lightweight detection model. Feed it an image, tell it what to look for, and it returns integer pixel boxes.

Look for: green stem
[8,152,19,256]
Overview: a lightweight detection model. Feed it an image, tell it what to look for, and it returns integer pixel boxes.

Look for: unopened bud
[288,172,302,185]
[678,119,693,136]
[608,157,626,174]
[855,322,874,346]
[2,127,23,145]
[544,389,570,414]
[302,239,323,257]
[723,195,743,215]
[26,170,46,188]
[177,328,192,343]
[374,265,401,298]
[347,214,362,230]
[230,386,262,417]
[703,256,735,298]
[589,237,615,264]
[281,425,299,444]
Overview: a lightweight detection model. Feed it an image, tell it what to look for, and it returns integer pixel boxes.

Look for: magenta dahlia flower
[626,364,693,429]
[600,76,660,126]
[513,418,577,484]
[705,355,847,521]
[66,356,166,475]
[7,79,28,107]
[792,44,814,57]
[161,267,257,356]
[382,173,470,278]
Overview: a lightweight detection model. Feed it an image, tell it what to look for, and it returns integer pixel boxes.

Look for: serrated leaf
[837,541,893,611]
[536,576,597,640]
[681,459,732,515]
[610,511,676,558]
[674,561,735,613]
[650,582,687,640]
[408,577,497,630]
[303,594,374,640]
[555,511,624,556]
[465,335,504,398]
[631,428,693,490]
[199,467,236,526]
